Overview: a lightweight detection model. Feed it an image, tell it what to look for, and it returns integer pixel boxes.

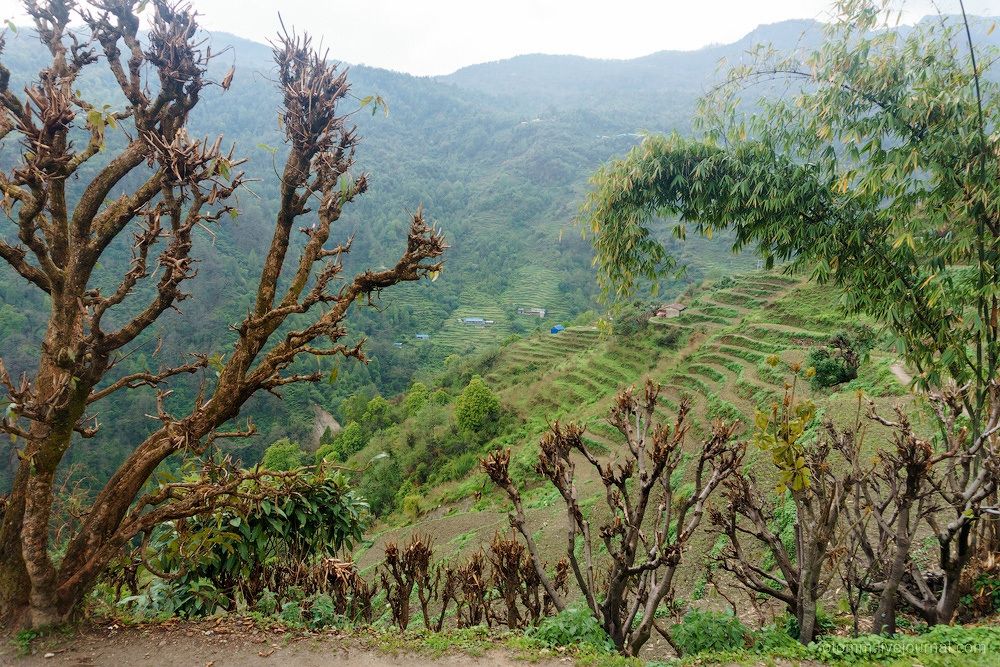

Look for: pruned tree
[0,0,445,628]
[847,387,1000,629]
[840,403,934,636]
[484,379,744,656]
[709,370,862,644]
[380,533,438,631]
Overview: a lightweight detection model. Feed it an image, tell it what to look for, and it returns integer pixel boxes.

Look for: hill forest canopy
[0,0,791,495]
[4,0,1000,664]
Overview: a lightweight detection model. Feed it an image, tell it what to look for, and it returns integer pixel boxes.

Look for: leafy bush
[806,326,878,389]
[961,571,1000,619]
[671,610,748,656]
[455,376,500,434]
[532,604,614,652]
[361,396,391,432]
[611,301,653,336]
[261,438,307,471]
[358,455,403,517]
[403,382,430,416]
[782,609,835,641]
[135,470,369,616]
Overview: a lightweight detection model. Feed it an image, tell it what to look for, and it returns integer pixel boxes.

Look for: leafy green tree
[338,391,373,426]
[431,388,451,405]
[402,382,429,416]
[337,422,368,460]
[454,376,500,434]
[261,439,307,472]
[580,0,1000,631]
[361,395,391,433]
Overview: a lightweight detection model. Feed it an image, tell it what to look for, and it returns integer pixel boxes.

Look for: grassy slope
[354,271,909,602]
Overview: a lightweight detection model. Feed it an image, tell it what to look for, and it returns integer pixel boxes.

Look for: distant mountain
[436,20,822,133]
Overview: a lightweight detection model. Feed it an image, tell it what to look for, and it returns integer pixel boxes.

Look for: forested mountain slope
[6,13,972,490]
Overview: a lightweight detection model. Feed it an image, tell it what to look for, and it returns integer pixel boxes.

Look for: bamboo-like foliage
[580,0,1000,636]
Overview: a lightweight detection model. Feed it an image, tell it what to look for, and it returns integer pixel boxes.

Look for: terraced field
[368,271,906,585]
[648,273,835,438]
[428,288,514,350]
[501,266,565,321]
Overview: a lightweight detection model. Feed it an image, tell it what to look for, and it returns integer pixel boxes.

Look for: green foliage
[333,426,374,461]
[671,610,748,656]
[403,382,430,416]
[315,442,337,465]
[807,624,1000,664]
[357,455,403,517]
[579,0,1000,423]
[401,494,423,520]
[531,604,615,652]
[753,363,816,494]
[361,396,391,432]
[782,609,835,642]
[13,629,41,657]
[130,470,369,617]
[961,571,1000,618]
[261,438,307,471]
[454,376,500,434]
[806,326,877,389]
[610,301,653,336]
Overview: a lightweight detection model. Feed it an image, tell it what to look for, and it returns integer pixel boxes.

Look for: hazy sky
[0,0,996,75]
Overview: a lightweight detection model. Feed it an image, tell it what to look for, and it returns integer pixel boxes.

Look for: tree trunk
[798,595,818,645]
[0,484,31,628]
[872,507,913,635]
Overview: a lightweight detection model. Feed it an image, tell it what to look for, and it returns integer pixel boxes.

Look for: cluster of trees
[579,0,1000,649]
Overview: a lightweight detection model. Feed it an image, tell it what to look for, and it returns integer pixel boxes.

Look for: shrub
[361,396,391,432]
[455,376,500,434]
[358,456,403,517]
[532,604,614,652]
[671,610,748,656]
[402,494,423,520]
[403,382,430,416]
[782,609,835,641]
[262,438,307,471]
[335,422,368,461]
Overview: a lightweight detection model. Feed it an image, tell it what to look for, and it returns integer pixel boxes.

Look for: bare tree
[709,378,861,645]
[0,0,444,628]
[852,387,1000,629]
[484,380,744,656]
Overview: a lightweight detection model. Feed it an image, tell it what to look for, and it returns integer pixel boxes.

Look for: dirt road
[1,620,569,667]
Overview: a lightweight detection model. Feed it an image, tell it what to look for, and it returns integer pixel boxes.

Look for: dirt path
[889,362,913,386]
[1,621,569,667]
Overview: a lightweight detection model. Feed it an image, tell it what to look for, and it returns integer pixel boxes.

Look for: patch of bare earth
[0,619,566,667]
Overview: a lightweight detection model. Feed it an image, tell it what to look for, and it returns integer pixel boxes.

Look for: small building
[516,307,546,318]
[656,302,686,318]
[550,325,565,334]
[415,334,429,340]
[463,317,487,328]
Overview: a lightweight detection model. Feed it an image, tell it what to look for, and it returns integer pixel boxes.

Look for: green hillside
[0,23,772,492]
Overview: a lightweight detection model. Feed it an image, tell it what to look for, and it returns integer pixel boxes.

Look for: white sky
[0,1,996,76]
